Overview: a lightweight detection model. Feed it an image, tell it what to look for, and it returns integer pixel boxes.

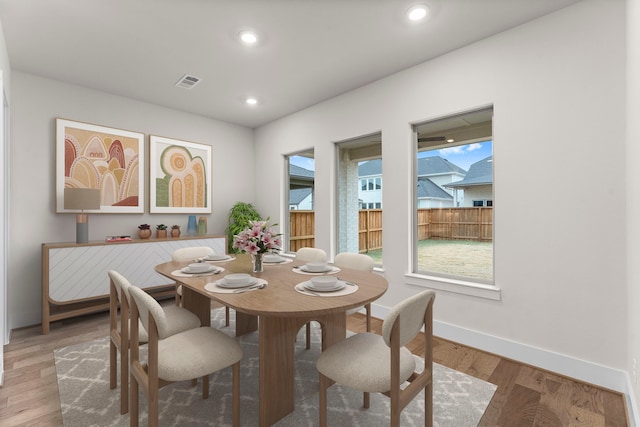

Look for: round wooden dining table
[155,253,388,427]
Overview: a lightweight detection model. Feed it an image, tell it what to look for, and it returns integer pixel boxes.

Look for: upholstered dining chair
[333,252,374,331]
[128,285,244,427]
[171,246,231,326]
[108,270,201,415]
[316,290,436,427]
[296,247,328,263]
[296,247,328,348]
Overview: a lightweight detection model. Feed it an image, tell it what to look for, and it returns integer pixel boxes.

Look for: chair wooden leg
[130,373,139,427]
[306,322,311,349]
[120,345,129,414]
[202,374,209,399]
[225,306,230,326]
[425,381,433,427]
[319,373,329,427]
[365,303,371,332]
[109,340,117,389]
[364,391,370,409]
[232,362,240,427]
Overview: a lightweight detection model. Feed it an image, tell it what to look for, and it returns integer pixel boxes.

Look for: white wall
[0,16,11,385]
[255,0,627,384]
[8,72,255,329]
[627,0,640,420]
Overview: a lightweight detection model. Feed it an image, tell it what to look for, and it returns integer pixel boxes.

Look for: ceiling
[0,0,580,129]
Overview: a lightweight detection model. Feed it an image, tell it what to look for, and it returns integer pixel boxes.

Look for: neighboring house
[417,156,466,207]
[289,187,313,210]
[445,156,493,207]
[416,177,454,208]
[358,159,383,209]
[289,164,314,209]
[359,156,467,209]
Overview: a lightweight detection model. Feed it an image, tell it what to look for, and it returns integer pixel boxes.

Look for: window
[360,177,382,192]
[285,152,315,253]
[414,107,494,283]
[336,133,383,266]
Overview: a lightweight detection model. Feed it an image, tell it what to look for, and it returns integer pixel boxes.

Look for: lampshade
[64,188,100,211]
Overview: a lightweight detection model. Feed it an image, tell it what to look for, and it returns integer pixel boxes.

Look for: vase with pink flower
[232,219,282,273]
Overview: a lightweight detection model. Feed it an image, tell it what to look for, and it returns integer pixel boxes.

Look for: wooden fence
[289,210,316,252]
[289,207,493,253]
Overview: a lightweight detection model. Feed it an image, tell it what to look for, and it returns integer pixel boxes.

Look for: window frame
[408,106,500,300]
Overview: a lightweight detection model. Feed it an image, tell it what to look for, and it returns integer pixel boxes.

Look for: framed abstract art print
[56,118,145,213]
[149,135,212,214]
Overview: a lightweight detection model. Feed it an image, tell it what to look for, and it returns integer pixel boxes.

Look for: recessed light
[407,5,428,21]
[239,30,258,45]
[246,97,258,105]
[447,138,454,143]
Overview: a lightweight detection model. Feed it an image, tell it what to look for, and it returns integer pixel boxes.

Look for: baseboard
[370,303,638,425]
[625,375,640,427]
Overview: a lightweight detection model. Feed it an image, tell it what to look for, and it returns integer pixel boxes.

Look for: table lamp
[64,188,101,244]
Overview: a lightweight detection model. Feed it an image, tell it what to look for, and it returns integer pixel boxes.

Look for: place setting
[262,253,293,265]
[205,273,267,294]
[171,262,224,277]
[293,261,340,275]
[295,275,358,297]
[201,253,236,262]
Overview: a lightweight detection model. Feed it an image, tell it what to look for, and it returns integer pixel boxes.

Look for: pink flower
[233,219,282,255]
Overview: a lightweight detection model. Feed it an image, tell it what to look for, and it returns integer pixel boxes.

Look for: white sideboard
[42,234,226,334]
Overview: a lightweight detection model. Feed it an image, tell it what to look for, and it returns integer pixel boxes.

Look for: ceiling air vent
[175,74,201,89]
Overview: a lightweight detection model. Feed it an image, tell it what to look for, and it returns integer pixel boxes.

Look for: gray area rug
[54,308,496,426]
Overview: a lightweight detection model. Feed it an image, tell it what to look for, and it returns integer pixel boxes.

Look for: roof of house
[289,187,312,205]
[289,164,314,179]
[417,177,453,200]
[418,156,467,176]
[445,156,493,187]
[358,156,466,177]
[358,159,382,176]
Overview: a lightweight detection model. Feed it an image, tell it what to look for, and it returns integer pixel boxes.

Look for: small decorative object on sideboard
[197,216,208,235]
[171,224,181,238]
[137,224,151,239]
[156,224,168,238]
[187,215,197,235]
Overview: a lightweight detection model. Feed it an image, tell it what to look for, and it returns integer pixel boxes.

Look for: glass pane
[287,153,315,253]
[336,134,383,266]
[415,108,493,282]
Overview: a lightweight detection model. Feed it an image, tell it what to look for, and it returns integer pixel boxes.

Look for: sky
[420,140,493,171]
[289,140,493,172]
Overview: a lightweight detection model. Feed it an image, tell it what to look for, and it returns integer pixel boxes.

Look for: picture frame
[56,118,145,213]
[149,135,212,213]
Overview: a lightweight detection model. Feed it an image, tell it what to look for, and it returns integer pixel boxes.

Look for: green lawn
[363,239,493,281]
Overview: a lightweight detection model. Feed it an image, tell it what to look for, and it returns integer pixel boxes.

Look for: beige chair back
[172,246,215,261]
[333,252,374,272]
[382,290,436,348]
[129,286,172,339]
[296,247,327,262]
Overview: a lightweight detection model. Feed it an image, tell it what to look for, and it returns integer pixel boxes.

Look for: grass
[364,239,493,281]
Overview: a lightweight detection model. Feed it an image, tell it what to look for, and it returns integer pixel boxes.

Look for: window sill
[404,273,501,301]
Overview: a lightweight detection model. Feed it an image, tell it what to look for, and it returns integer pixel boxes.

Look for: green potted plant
[171,224,181,238]
[137,224,151,239]
[156,224,168,239]
[225,202,262,253]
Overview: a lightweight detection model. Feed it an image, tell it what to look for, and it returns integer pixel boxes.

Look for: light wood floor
[0,307,630,427]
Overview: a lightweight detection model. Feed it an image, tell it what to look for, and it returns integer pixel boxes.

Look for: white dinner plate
[299,265,332,273]
[205,254,231,261]
[216,277,258,289]
[304,281,346,292]
[181,265,218,274]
